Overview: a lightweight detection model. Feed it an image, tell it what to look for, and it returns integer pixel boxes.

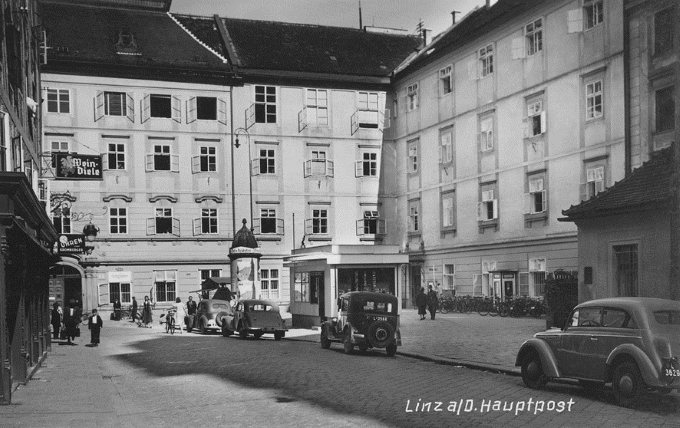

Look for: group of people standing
[50,301,103,347]
[416,285,439,320]
[167,296,198,331]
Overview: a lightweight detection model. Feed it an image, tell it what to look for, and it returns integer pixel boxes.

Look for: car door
[335,297,349,337]
[557,307,602,379]
[593,307,640,378]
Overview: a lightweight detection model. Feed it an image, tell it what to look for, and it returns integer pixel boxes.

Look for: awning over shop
[283,244,409,267]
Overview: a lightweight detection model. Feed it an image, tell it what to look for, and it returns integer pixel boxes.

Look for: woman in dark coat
[141,296,153,328]
[113,299,122,321]
[51,302,63,340]
[131,297,138,323]
[415,287,428,320]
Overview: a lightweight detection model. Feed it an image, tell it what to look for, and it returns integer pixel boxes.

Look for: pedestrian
[63,301,79,345]
[173,297,187,332]
[186,295,197,331]
[415,287,427,320]
[88,309,103,347]
[51,302,63,340]
[113,298,122,321]
[131,296,138,323]
[141,296,153,328]
[428,284,439,320]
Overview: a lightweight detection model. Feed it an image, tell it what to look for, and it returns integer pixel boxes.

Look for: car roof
[576,297,680,312]
[240,299,279,307]
[340,291,398,301]
[202,299,231,305]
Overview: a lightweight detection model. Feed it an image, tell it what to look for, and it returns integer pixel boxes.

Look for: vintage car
[192,299,234,334]
[221,299,287,340]
[516,297,680,407]
[320,291,401,357]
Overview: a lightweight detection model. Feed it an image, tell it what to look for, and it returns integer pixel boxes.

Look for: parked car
[516,297,680,407]
[320,291,401,357]
[221,299,287,340]
[193,299,234,334]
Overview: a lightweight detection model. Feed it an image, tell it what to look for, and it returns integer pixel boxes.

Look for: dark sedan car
[516,297,680,407]
[221,299,287,340]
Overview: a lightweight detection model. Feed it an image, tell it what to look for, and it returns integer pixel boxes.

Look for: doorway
[311,272,325,319]
[49,264,83,309]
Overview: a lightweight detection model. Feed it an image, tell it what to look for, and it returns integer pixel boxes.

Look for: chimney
[451,10,460,25]
[422,28,430,46]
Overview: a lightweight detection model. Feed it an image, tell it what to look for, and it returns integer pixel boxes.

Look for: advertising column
[228,220,261,300]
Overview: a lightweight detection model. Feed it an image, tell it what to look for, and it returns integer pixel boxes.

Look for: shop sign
[229,246,262,256]
[108,271,132,283]
[54,153,103,180]
[57,234,85,254]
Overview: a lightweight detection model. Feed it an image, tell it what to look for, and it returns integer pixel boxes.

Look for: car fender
[515,338,560,378]
[606,344,660,386]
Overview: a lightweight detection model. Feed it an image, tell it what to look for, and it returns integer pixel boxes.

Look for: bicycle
[161,310,176,334]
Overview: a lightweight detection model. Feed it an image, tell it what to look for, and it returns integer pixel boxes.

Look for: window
[199,147,216,172]
[304,150,334,177]
[155,208,173,234]
[154,270,177,303]
[525,19,542,56]
[201,209,218,234]
[107,143,126,170]
[585,1,603,29]
[47,89,69,113]
[480,116,494,151]
[408,141,418,173]
[532,271,546,296]
[253,148,276,175]
[478,189,497,221]
[527,178,546,214]
[109,282,131,304]
[356,152,378,177]
[602,308,635,329]
[407,83,418,111]
[357,210,385,235]
[614,244,638,297]
[294,272,309,302]
[479,44,493,77]
[409,201,419,232]
[260,269,279,299]
[153,145,170,171]
[49,140,69,167]
[439,66,452,95]
[442,192,455,229]
[586,80,603,120]
[260,209,277,234]
[439,130,453,164]
[200,269,221,284]
[150,94,172,118]
[525,100,545,137]
[53,212,71,233]
[654,8,674,56]
[196,97,217,121]
[311,209,327,234]
[585,166,605,199]
[572,307,601,327]
[109,207,127,234]
[306,89,328,126]
[105,92,126,116]
[255,85,276,123]
[444,264,455,291]
[656,86,675,133]
[357,92,379,128]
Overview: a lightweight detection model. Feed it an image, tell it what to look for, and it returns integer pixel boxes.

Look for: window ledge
[308,235,331,242]
[524,133,544,141]
[407,231,421,238]
[477,220,497,231]
[359,236,384,242]
[524,212,547,221]
[441,227,457,234]
[255,234,283,241]
[585,115,605,123]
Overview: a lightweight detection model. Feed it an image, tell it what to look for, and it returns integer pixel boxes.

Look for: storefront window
[337,268,395,295]
[294,272,309,302]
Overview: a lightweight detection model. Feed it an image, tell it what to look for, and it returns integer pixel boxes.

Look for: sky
[170,0,483,38]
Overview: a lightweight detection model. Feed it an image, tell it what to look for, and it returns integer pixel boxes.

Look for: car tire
[386,343,397,357]
[367,321,394,348]
[521,351,547,389]
[274,331,283,341]
[320,328,331,349]
[343,330,354,355]
[199,320,207,335]
[612,362,643,408]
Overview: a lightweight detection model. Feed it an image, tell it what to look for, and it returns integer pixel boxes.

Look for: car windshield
[212,303,229,310]
[653,310,680,325]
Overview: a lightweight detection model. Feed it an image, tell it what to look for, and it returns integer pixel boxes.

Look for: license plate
[664,368,680,377]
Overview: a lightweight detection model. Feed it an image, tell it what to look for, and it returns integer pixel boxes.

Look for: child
[88,309,103,347]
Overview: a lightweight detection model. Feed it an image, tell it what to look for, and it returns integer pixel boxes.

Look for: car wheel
[320,329,331,349]
[199,320,207,335]
[274,331,283,341]
[221,325,232,337]
[386,344,397,357]
[521,351,547,389]
[358,342,369,353]
[367,321,395,348]
[343,330,354,355]
[613,362,643,408]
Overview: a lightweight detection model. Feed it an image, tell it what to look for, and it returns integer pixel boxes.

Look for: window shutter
[172,96,181,123]
[37,178,49,209]
[482,189,494,202]
[539,111,546,134]
[305,218,313,235]
[467,60,479,81]
[186,97,197,124]
[191,156,201,173]
[477,202,484,221]
[102,154,109,170]
[98,284,109,306]
[145,154,154,172]
[141,94,150,124]
[298,106,307,132]
[356,219,364,236]
[492,200,498,219]
[511,37,526,59]
[524,193,532,214]
[326,159,334,177]
[172,218,180,237]
[586,168,595,182]
[303,160,312,178]
[473,274,482,296]
[594,166,604,181]
[193,218,201,236]
[253,218,261,235]
[126,93,134,122]
[251,158,260,176]
[595,180,605,194]
[217,98,228,125]
[350,111,359,135]
[438,145,443,164]
[171,154,180,172]
[355,160,364,177]
[380,109,390,130]
[580,183,588,201]
[94,91,104,121]
[245,103,255,130]
[276,218,284,235]
[568,9,583,33]
[378,219,386,235]
[146,218,155,235]
[541,190,547,212]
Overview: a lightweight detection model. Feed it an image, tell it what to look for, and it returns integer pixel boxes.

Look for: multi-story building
[384,0,627,306]
[0,0,57,404]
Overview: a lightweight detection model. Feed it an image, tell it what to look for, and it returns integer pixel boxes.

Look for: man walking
[88,309,103,347]
[427,284,439,320]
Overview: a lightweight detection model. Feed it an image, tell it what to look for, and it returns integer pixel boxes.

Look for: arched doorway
[49,260,84,309]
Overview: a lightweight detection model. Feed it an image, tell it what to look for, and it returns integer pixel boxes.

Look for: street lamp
[82,222,99,255]
[234,127,254,231]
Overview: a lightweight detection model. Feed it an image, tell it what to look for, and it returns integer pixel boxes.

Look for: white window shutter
[568,9,583,33]
[326,159,334,177]
[492,200,498,219]
[98,284,109,307]
[141,94,150,124]
[303,160,312,178]
[126,93,134,122]
[145,154,154,172]
[380,109,390,130]
[245,104,255,130]
[298,106,307,132]
[524,193,531,214]
[439,145,443,164]
[467,60,479,81]
[191,156,200,173]
[276,218,284,235]
[355,160,363,177]
[539,111,546,134]
[146,218,155,235]
[172,218,180,237]
[350,111,359,135]
[251,158,260,176]
[595,180,605,194]
[356,219,364,236]
[378,219,386,235]
[586,168,595,182]
[186,97,197,124]
[594,166,604,181]
[541,190,547,212]
[102,154,109,170]
[94,91,104,121]
[511,37,526,59]
[172,96,181,123]
[305,218,313,235]
[193,218,201,236]
[217,98,228,125]
[171,154,180,172]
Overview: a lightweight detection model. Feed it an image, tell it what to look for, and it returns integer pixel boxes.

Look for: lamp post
[82,222,99,255]
[234,127,254,231]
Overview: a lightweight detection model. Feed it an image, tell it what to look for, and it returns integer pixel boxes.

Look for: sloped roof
[38,1,233,84]
[561,148,673,221]
[173,14,421,79]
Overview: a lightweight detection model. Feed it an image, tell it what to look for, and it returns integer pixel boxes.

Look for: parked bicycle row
[437,295,545,318]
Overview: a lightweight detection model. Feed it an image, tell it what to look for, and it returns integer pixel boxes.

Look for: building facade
[384,0,627,306]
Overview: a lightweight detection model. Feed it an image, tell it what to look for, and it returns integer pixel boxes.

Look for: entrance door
[504,279,515,299]
[411,265,422,308]
[311,272,325,319]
